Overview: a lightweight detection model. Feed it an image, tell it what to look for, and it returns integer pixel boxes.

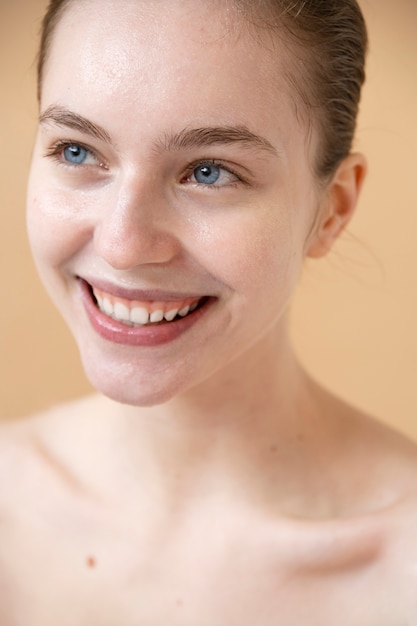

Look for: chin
[79,351,192,408]
[86,373,184,408]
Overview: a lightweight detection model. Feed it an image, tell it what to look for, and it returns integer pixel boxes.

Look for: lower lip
[79,279,212,347]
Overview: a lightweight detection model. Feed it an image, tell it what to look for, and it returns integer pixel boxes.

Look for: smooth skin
[1,1,417,624]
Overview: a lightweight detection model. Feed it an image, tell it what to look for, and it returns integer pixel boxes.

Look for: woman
[1,0,417,623]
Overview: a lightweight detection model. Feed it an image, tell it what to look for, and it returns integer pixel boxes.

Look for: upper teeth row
[95,295,198,326]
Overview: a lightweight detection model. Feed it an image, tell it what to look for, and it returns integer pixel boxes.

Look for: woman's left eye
[184,162,241,187]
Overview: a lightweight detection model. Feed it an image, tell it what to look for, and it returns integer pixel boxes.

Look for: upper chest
[1,503,416,626]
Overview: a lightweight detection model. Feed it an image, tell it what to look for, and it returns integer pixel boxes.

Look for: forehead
[41,0,306,151]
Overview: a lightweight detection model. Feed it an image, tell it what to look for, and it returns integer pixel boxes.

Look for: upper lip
[78,277,209,302]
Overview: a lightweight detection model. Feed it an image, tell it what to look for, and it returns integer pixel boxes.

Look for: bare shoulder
[0,395,104,511]
[317,385,417,500]
[348,405,417,501]
[374,485,417,619]
[333,399,417,605]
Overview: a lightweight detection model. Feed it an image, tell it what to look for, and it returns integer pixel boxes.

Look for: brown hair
[37,0,368,179]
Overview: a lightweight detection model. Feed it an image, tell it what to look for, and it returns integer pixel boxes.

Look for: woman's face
[27,0,323,406]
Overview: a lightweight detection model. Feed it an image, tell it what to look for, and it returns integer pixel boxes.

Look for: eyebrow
[39,105,278,156]
[156,126,278,156]
[39,105,111,143]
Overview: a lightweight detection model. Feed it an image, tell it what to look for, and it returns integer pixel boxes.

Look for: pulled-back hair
[37,0,368,179]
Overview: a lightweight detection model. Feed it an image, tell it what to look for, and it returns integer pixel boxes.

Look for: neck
[90,326,337,515]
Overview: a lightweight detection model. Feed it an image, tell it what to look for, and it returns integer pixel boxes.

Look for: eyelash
[44,141,248,188]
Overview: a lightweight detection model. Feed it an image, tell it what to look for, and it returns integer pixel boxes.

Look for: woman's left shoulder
[368,422,417,582]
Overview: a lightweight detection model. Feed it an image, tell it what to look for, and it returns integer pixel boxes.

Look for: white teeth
[95,294,104,308]
[114,302,131,322]
[178,305,190,317]
[164,309,179,322]
[95,290,201,326]
[103,298,113,316]
[130,307,150,325]
[150,310,164,323]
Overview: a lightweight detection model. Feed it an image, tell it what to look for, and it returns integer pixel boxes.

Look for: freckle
[176,598,184,608]
[86,556,96,569]
[269,445,278,454]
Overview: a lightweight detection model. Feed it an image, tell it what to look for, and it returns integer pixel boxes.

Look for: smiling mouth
[90,284,207,327]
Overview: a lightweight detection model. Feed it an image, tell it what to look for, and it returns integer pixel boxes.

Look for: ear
[306,153,367,259]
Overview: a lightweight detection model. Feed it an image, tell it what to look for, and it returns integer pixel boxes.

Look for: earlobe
[306,153,367,259]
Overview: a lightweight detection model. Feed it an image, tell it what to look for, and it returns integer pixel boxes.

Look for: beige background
[1,0,416,437]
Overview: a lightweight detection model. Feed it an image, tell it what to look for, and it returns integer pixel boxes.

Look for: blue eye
[193,164,221,185]
[63,144,89,164]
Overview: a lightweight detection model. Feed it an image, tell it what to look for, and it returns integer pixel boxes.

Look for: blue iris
[193,164,221,185]
[63,144,88,164]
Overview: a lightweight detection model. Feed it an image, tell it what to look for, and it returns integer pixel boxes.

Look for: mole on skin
[86,556,97,569]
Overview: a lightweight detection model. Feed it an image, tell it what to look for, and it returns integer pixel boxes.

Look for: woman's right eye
[46,141,104,168]
[63,144,90,164]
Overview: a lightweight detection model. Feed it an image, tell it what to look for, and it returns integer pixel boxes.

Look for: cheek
[26,184,91,270]
[191,207,302,296]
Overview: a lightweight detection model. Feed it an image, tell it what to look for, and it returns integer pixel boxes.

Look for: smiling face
[27,0,332,406]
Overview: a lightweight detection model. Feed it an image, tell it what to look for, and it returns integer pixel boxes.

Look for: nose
[94,176,181,270]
